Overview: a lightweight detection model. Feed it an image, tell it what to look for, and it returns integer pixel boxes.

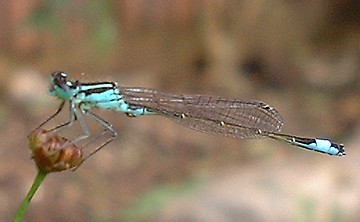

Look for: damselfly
[37,71,345,164]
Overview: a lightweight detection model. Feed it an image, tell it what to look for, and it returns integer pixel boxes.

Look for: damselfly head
[50,71,72,89]
[49,71,76,100]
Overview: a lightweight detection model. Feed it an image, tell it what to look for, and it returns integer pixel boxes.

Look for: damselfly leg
[34,99,118,167]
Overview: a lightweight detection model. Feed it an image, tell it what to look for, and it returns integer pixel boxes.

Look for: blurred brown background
[1,0,360,221]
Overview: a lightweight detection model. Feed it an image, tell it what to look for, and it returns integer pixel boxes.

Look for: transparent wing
[121,87,284,139]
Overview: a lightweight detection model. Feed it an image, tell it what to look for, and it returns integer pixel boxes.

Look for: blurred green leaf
[119,179,202,221]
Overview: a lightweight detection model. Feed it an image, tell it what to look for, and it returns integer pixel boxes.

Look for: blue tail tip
[336,143,346,156]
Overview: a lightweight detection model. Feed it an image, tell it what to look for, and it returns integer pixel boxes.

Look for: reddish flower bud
[28,128,83,172]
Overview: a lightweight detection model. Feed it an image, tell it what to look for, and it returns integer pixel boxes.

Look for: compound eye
[51,71,72,89]
[52,71,67,81]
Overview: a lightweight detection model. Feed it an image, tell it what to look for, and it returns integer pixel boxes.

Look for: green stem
[13,170,48,222]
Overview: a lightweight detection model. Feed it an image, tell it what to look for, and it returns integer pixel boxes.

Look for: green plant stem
[13,170,48,222]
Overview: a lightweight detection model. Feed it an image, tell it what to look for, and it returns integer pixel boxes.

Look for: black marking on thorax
[80,82,117,96]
